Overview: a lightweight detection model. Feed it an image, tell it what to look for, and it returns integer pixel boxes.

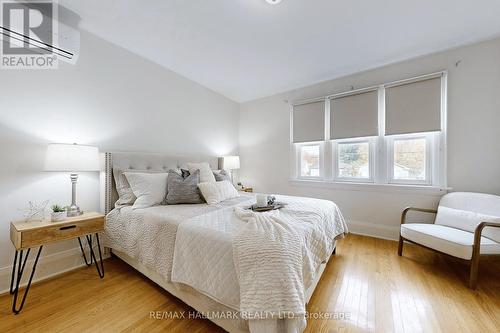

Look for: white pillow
[187,162,216,183]
[198,180,239,205]
[124,172,168,209]
[435,206,500,243]
[114,168,168,207]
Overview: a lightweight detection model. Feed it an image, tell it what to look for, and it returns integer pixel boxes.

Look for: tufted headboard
[102,152,220,214]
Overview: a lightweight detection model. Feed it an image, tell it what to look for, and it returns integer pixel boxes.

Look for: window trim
[289,178,448,196]
[332,137,375,183]
[289,71,447,191]
[386,133,433,186]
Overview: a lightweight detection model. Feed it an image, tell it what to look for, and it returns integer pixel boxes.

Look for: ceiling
[61,0,500,102]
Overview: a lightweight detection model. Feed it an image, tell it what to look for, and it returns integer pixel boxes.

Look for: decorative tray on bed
[249,202,287,212]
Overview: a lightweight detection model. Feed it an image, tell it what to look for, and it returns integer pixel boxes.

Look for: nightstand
[9,212,105,314]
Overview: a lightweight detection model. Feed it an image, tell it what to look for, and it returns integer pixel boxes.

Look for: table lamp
[44,143,100,217]
[220,156,240,184]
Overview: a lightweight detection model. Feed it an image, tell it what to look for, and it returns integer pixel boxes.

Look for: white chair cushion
[401,224,500,260]
[435,206,500,243]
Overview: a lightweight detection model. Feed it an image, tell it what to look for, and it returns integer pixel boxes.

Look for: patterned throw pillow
[181,169,231,182]
[181,168,190,179]
[214,170,231,182]
[166,169,204,204]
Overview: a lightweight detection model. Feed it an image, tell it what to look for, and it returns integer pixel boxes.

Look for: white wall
[2,30,499,294]
[239,37,500,239]
[0,31,239,292]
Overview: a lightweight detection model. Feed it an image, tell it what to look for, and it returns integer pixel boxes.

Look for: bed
[101,152,348,333]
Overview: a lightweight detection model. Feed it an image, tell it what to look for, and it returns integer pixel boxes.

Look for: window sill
[289,178,450,196]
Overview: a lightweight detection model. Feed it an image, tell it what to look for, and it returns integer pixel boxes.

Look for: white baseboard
[347,220,400,241]
[0,246,110,295]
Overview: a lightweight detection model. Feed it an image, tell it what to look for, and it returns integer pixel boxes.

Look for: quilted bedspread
[105,194,348,333]
[103,195,255,281]
[171,195,348,316]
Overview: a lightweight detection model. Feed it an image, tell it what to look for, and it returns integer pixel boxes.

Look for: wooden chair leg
[469,254,480,289]
[398,236,404,256]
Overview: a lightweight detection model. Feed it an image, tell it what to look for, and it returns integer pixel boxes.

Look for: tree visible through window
[338,142,369,178]
[300,145,320,177]
[292,73,444,186]
[393,138,426,180]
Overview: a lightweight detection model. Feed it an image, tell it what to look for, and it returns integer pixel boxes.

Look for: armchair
[398,192,500,289]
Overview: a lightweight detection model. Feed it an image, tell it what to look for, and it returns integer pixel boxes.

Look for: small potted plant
[50,204,66,222]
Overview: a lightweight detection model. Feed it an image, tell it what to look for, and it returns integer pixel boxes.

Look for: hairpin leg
[11,246,43,314]
[79,233,104,278]
[90,233,104,278]
[78,235,93,266]
[11,248,30,295]
[10,250,18,295]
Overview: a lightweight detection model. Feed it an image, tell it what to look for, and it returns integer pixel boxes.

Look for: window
[388,134,432,185]
[335,140,371,180]
[393,137,426,181]
[290,72,446,189]
[299,144,321,177]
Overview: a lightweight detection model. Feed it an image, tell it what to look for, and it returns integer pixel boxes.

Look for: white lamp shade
[44,144,100,172]
[221,156,240,170]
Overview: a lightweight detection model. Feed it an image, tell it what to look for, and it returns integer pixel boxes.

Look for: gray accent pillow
[182,169,231,182]
[214,169,231,182]
[181,168,190,179]
[166,169,204,204]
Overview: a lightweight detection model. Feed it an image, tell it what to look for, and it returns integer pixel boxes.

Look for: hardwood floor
[1,234,499,333]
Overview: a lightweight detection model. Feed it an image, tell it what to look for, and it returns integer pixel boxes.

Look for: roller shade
[385,77,442,135]
[292,100,325,143]
[330,90,379,140]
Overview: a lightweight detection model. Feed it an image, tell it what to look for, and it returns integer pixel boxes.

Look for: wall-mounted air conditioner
[0,2,80,64]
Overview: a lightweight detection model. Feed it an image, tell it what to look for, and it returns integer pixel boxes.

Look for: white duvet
[104,195,254,281]
[171,196,347,314]
[104,193,348,333]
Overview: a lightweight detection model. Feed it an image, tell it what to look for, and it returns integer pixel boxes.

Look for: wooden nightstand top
[10,212,105,250]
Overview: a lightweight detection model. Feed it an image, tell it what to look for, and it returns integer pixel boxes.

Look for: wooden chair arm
[473,221,500,247]
[469,220,500,288]
[401,207,438,225]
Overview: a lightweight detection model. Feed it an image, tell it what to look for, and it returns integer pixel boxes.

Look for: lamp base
[67,204,83,217]
[68,173,83,217]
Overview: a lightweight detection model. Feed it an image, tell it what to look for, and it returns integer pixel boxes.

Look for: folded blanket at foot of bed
[172,195,348,324]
